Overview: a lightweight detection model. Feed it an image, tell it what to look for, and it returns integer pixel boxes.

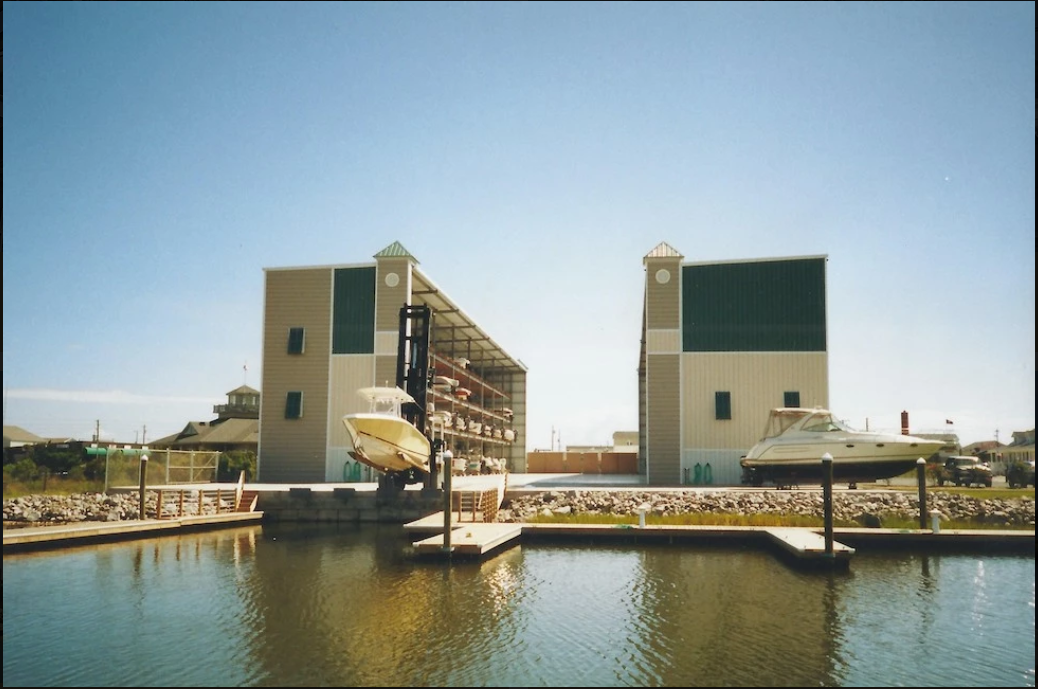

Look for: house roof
[150,418,258,448]
[962,440,1003,455]
[226,385,260,396]
[3,425,48,446]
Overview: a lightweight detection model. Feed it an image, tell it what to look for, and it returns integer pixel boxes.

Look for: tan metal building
[259,241,527,483]
[640,242,829,486]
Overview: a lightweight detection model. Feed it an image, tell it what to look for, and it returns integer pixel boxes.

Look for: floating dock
[406,515,857,567]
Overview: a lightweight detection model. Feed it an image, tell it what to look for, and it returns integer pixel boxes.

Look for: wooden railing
[452,488,500,523]
[151,474,250,519]
[153,488,238,519]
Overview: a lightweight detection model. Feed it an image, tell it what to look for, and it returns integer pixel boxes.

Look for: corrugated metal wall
[681,351,829,448]
[332,267,376,354]
[682,258,826,352]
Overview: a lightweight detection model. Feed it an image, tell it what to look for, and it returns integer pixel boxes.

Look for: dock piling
[916,458,928,530]
[822,453,833,556]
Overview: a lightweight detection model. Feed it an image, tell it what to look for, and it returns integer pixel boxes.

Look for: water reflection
[3,523,1033,687]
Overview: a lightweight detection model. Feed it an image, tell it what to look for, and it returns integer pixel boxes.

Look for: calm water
[3,523,1034,688]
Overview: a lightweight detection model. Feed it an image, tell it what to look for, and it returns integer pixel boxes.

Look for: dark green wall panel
[682,258,826,352]
[332,267,376,354]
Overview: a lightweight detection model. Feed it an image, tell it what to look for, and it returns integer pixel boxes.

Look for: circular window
[655,269,671,285]
[384,272,400,288]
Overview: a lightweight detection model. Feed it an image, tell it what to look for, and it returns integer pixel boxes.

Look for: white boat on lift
[342,387,431,480]
[740,407,945,487]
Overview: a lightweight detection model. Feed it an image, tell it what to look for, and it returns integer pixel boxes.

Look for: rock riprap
[496,489,1035,527]
[3,492,231,526]
[4,488,1034,528]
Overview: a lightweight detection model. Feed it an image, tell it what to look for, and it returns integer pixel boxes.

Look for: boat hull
[741,439,944,485]
[741,455,924,485]
[342,413,431,474]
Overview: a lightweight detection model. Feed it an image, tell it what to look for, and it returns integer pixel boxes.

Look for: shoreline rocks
[497,489,1036,527]
[2,492,228,527]
[4,488,1034,528]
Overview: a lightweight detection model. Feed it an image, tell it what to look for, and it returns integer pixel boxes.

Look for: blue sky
[3,1,1034,450]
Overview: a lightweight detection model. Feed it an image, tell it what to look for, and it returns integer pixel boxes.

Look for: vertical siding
[502,370,527,471]
[373,258,413,389]
[646,354,682,484]
[681,351,829,451]
[259,268,334,483]
[375,258,412,333]
[327,354,378,480]
[645,264,681,330]
[642,259,683,484]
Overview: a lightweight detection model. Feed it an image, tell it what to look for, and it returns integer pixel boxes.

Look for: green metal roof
[374,241,417,261]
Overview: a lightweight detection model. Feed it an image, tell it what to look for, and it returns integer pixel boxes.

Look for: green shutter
[715,391,732,420]
[287,327,305,354]
[332,267,376,354]
[285,391,303,419]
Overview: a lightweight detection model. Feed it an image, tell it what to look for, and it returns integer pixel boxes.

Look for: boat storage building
[259,241,527,483]
[640,242,830,486]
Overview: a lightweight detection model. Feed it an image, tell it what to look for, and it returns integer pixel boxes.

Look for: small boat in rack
[429,409,452,429]
[454,387,472,401]
[432,375,458,393]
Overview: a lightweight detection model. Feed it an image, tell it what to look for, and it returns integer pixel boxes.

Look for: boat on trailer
[740,407,945,488]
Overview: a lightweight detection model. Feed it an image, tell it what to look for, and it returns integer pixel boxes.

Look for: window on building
[288,327,306,355]
[285,391,303,419]
[715,391,732,420]
[784,391,801,408]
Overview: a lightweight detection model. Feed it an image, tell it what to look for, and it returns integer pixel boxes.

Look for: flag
[243,362,248,372]
[945,419,954,425]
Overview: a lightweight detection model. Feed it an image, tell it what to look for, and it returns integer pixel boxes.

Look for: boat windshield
[761,408,854,438]
[800,412,851,433]
[371,396,402,415]
[357,387,412,416]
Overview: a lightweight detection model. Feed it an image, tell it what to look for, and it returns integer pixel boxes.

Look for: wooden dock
[412,520,523,557]
[408,516,858,567]
[763,527,855,566]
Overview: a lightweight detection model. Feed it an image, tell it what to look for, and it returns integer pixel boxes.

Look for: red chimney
[901,410,910,435]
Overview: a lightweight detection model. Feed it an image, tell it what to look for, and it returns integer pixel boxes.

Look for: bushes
[218,450,257,482]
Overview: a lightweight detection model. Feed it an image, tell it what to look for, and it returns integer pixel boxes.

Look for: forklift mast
[396,303,431,439]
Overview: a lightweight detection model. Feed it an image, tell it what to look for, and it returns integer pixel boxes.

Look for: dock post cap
[636,503,650,528]
[821,453,833,462]
[916,457,926,465]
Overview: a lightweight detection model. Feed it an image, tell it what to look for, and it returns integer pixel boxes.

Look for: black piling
[916,457,928,530]
[822,453,834,556]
